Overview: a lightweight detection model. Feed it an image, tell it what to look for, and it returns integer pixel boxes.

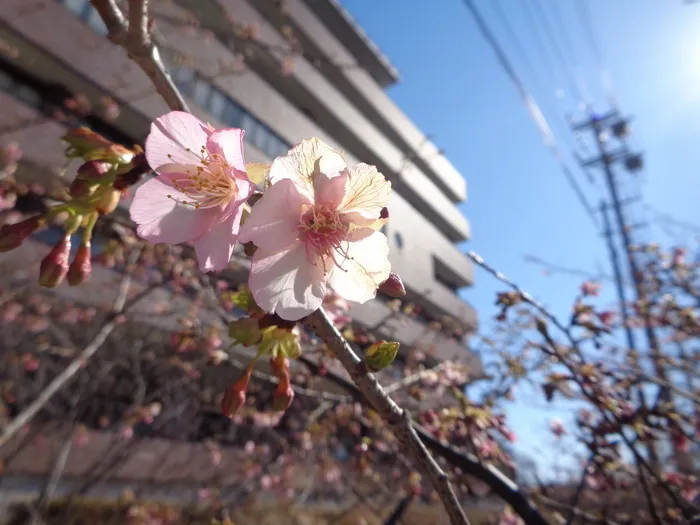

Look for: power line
[575,0,618,108]
[459,0,600,229]
[549,0,592,104]
[528,0,587,105]
[520,0,565,99]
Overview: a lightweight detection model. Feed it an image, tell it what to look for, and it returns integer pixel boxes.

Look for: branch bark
[304,308,471,525]
[91,0,189,112]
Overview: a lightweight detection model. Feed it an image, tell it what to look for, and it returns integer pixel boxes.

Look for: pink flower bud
[67,243,92,286]
[597,310,615,328]
[0,216,43,252]
[39,236,71,288]
[77,160,110,181]
[221,365,253,418]
[68,178,92,198]
[378,272,406,298]
[580,281,600,297]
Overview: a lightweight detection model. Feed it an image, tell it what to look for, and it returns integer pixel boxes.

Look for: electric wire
[549,0,592,104]
[575,0,618,108]
[459,0,599,229]
[528,0,587,105]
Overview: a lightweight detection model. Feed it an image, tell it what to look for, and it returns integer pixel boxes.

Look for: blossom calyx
[363,341,400,372]
[39,236,72,288]
[228,317,262,347]
[95,188,122,215]
[378,272,406,298]
[0,216,43,252]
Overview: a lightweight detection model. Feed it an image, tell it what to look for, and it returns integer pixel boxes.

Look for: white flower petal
[249,245,326,321]
[328,232,391,304]
[339,163,391,219]
[269,138,346,200]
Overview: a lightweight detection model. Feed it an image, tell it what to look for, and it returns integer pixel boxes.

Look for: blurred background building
[0,0,480,370]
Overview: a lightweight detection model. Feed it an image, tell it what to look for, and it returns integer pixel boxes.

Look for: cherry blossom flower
[580,280,601,296]
[239,138,391,320]
[130,111,254,271]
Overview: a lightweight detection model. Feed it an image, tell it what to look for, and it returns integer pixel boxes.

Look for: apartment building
[0,0,479,370]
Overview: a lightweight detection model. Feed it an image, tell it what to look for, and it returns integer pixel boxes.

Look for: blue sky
[340,0,700,470]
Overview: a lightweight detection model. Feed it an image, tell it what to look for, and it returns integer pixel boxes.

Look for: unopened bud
[220,365,253,418]
[270,353,290,378]
[364,341,400,372]
[228,317,262,347]
[95,188,121,214]
[0,216,42,252]
[67,243,92,286]
[39,236,72,288]
[272,378,294,412]
[77,160,110,181]
[379,272,406,298]
[68,178,94,198]
[380,207,389,219]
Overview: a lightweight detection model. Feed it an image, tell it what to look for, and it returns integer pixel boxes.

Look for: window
[192,78,211,108]
[251,124,269,153]
[393,232,403,250]
[84,7,108,35]
[223,100,243,128]
[16,85,42,109]
[0,69,13,91]
[208,90,226,120]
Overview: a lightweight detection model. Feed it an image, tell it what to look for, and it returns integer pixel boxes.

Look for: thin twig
[304,308,471,525]
[0,250,153,448]
[384,362,449,394]
[91,0,189,112]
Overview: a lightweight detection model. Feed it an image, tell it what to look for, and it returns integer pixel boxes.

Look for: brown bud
[378,272,406,298]
[380,207,389,219]
[0,216,42,252]
[67,243,92,286]
[77,160,110,181]
[39,236,71,288]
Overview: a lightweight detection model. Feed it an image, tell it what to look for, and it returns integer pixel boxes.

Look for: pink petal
[208,128,246,172]
[239,178,306,251]
[249,245,326,321]
[314,170,348,209]
[145,111,212,170]
[193,206,243,272]
[130,177,218,243]
[328,232,390,303]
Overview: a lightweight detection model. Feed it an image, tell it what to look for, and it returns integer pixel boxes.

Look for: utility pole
[572,109,686,470]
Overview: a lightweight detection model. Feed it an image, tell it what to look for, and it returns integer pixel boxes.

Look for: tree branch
[0,249,154,448]
[91,0,189,112]
[304,308,471,525]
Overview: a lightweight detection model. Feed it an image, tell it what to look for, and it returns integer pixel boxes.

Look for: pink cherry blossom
[239,138,392,320]
[130,111,254,272]
[580,280,601,296]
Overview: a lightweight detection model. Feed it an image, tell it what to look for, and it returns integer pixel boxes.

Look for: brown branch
[0,249,154,448]
[91,0,189,112]
[298,352,551,525]
[304,308,471,525]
